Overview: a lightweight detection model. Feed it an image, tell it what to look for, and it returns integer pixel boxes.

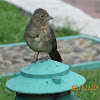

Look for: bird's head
[31,8,53,26]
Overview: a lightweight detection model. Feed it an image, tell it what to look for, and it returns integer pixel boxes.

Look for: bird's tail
[49,49,62,62]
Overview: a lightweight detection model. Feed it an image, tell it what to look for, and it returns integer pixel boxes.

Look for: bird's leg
[36,52,39,61]
[45,54,49,60]
[31,52,39,63]
[41,54,49,62]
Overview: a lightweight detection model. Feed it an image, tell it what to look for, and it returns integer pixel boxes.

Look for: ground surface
[63,0,100,18]
[1,38,100,74]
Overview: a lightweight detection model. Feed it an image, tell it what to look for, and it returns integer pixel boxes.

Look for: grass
[0,0,29,44]
[71,69,100,100]
[0,0,80,45]
[0,69,100,100]
[54,21,81,37]
[0,76,15,100]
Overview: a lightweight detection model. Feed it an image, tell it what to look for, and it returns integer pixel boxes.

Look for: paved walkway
[63,0,100,18]
[4,0,100,37]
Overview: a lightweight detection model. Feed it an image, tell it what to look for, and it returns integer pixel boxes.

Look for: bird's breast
[26,33,52,53]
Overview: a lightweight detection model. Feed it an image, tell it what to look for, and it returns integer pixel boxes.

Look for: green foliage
[71,69,100,100]
[53,21,80,37]
[0,76,15,100]
[0,0,28,44]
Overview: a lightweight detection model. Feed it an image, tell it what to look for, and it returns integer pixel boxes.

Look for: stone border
[0,73,13,79]
[0,35,100,48]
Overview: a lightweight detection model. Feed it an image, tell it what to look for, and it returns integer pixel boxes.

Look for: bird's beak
[47,15,53,20]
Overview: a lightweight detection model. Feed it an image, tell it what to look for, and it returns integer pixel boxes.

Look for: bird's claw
[31,56,50,63]
[40,56,49,62]
[31,58,38,64]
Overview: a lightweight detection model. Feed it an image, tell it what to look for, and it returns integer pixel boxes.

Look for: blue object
[6,59,86,94]
[6,59,86,100]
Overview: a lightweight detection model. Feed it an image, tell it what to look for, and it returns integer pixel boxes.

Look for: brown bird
[24,8,62,62]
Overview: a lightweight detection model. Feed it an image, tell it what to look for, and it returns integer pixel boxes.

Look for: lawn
[0,69,100,100]
[71,69,100,100]
[0,0,29,44]
[0,0,80,45]
[0,76,15,100]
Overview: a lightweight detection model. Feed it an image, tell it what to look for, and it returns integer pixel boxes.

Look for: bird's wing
[48,25,57,50]
[48,25,62,62]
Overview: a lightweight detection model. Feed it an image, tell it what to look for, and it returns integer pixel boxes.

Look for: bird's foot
[31,58,38,64]
[41,56,50,62]
[31,56,50,63]
[31,52,39,64]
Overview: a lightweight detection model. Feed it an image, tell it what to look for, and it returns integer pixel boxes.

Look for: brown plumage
[24,8,62,62]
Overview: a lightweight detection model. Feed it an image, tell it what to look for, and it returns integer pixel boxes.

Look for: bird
[24,8,62,63]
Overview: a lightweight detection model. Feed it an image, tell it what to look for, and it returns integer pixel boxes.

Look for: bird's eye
[40,15,44,18]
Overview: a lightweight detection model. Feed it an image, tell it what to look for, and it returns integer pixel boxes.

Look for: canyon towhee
[24,8,62,62]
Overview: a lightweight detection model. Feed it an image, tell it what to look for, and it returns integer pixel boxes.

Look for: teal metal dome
[6,59,86,94]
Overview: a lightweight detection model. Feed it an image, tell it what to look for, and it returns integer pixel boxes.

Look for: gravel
[0,38,100,74]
